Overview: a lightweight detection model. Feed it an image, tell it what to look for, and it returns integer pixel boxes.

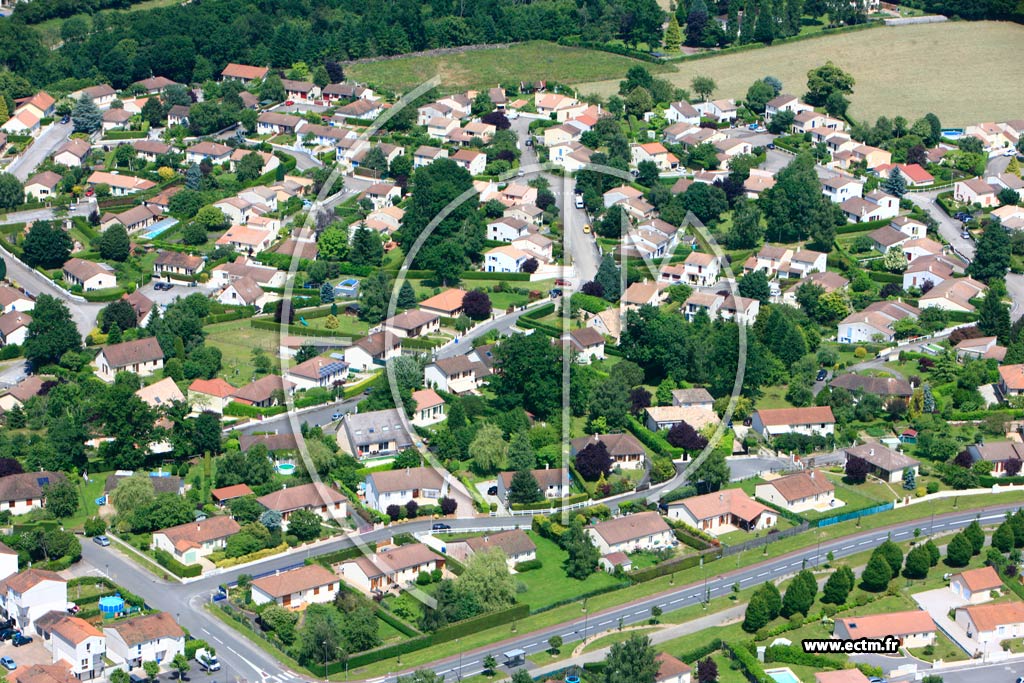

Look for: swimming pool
[276,463,296,476]
[139,217,178,240]
[765,667,801,683]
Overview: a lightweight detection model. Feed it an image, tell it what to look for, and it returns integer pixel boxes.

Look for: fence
[813,502,893,528]
[721,522,809,556]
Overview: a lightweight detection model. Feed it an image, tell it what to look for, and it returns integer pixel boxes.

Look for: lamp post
[457,638,463,682]
[582,598,589,642]
[323,640,328,683]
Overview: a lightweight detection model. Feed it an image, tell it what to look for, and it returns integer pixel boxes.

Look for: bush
[513,559,542,572]
[153,549,202,577]
[83,517,107,537]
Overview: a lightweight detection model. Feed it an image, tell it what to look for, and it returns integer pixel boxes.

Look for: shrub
[513,559,542,572]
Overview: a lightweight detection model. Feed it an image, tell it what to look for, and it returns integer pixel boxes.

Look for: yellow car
[582,224,592,234]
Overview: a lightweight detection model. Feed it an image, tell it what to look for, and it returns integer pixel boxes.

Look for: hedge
[104,130,148,139]
[205,308,255,324]
[765,644,846,670]
[153,548,203,577]
[223,402,288,419]
[724,641,771,683]
[673,527,712,551]
[676,638,723,666]
[460,271,531,281]
[836,216,894,235]
[625,415,683,459]
[249,318,352,338]
[81,287,127,302]
[555,36,665,64]
[510,492,589,511]
[513,559,543,572]
[215,543,288,568]
[629,550,717,583]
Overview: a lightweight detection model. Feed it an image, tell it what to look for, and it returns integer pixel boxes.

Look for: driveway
[727,456,797,482]
[912,588,976,657]
[6,121,72,181]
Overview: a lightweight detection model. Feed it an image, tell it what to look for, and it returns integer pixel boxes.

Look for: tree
[604,634,658,683]
[547,635,562,654]
[110,472,156,516]
[666,421,708,451]
[184,164,202,191]
[964,520,985,555]
[457,548,517,611]
[98,225,131,262]
[742,589,770,632]
[575,440,613,481]
[805,61,855,107]
[899,544,929,580]
[508,469,542,505]
[691,75,716,102]
[288,508,321,542]
[882,167,907,197]
[925,539,941,566]
[844,455,871,484]
[593,254,622,302]
[697,657,718,683]
[350,225,383,266]
[822,565,853,604]
[462,290,492,320]
[977,288,1010,343]
[24,294,81,368]
[171,653,190,680]
[745,79,777,113]
[340,604,381,653]
[781,569,817,617]
[562,521,599,580]
[22,221,72,268]
[688,450,730,492]
[235,152,265,182]
[860,552,893,592]
[181,221,208,245]
[469,423,507,474]
[969,219,1012,282]
[993,520,1016,553]
[738,270,771,303]
[72,95,102,133]
[680,183,728,224]
[726,200,765,249]
[663,14,682,51]
[143,662,160,682]
[945,532,972,568]
[43,479,78,518]
[753,2,774,43]
[0,173,23,210]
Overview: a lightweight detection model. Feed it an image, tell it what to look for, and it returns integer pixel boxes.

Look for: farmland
[577,21,1024,126]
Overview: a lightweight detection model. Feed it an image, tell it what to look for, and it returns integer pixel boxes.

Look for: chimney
[810,471,815,480]
[719,493,723,502]
[869,448,874,456]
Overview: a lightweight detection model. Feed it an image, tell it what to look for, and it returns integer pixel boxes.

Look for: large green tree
[23,294,81,368]
[969,220,1011,282]
[604,634,658,683]
[22,221,72,268]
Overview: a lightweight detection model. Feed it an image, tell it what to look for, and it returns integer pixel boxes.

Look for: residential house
[41,615,105,680]
[210,256,286,289]
[364,467,449,512]
[103,612,184,668]
[665,101,700,126]
[215,225,276,254]
[694,99,738,122]
[63,258,116,291]
[487,217,533,243]
[238,433,299,453]
[413,145,448,168]
[187,378,236,414]
[821,176,863,203]
[622,281,667,309]
[446,530,537,570]
[764,94,811,120]
[845,443,920,484]
[101,108,132,131]
[85,171,155,196]
[53,139,91,167]
[715,295,761,326]
[999,364,1024,399]
[587,309,623,344]
[1,109,40,136]
[10,665,79,683]
[950,566,1003,605]
[0,376,50,412]
[643,405,719,433]
[586,511,675,555]
[257,482,348,526]
[0,312,32,347]
[450,149,487,175]
[631,142,678,171]
[654,653,692,683]
[251,565,339,609]
[813,672,870,683]
[953,602,1024,653]
[667,489,776,536]
[284,355,349,390]
[829,373,913,399]
[671,388,714,410]
[231,374,293,409]
[782,271,849,307]
[837,300,919,343]
[754,471,836,513]
[339,544,444,595]
[485,245,532,273]
[0,286,35,314]
[919,277,987,313]
[322,83,376,103]
[151,516,240,564]
[363,182,401,210]
[955,336,1007,363]
[570,433,646,470]
[256,112,305,136]
[92,337,164,382]
[954,178,1000,208]
[166,105,190,127]
[344,332,402,372]
[229,148,279,176]
[209,484,254,505]
[680,291,723,322]
[840,190,899,223]
[24,172,62,200]
[132,76,178,94]
[0,472,66,517]
[751,406,836,438]
[220,63,269,83]
[383,310,440,338]
[184,142,232,166]
[101,205,162,234]
[682,252,722,287]
[134,377,185,409]
[533,93,587,122]
[334,98,384,120]
[424,356,483,395]
[965,442,1024,477]
[565,327,605,364]
[0,569,68,632]
[339,408,414,459]
[17,92,56,119]
[418,289,466,317]
[281,79,320,102]
[833,610,936,648]
[496,468,569,504]
[154,250,204,277]
[411,389,445,427]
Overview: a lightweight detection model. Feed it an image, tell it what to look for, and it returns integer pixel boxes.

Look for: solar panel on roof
[37,477,49,486]
[317,361,348,378]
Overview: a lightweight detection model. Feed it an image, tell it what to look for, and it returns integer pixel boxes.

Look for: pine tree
[507,469,543,505]
[964,520,985,555]
[977,289,1011,343]
[902,545,930,579]
[1007,156,1021,178]
[685,0,710,47]
[822,566,852,604]
[762,581,781,619]
[595,254,621,302]
[874,540,904,577]
[753,1,775,44]
[784,0,803,37]
[924,540,940,566]
[396,281,417,309]
[664,15,683,51]
[968,219,1012,283]
[860,553,893,592]
[71,95,102,134]
[992,520,1015,553]
[739,0,757,43]
[881,167,907,197]
[0,97,8,124]
[945,533,972,568]
[185,164,202,191]
[741,591,770,632]
[902,468,916,491]
[106,322,122,344]
[922,384,936,413]
[780,570,815,617]
[1011,510,1024,549]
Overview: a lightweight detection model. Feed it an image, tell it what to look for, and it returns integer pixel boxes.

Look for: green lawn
[581,626,661,653]
[301,314,370,337]
[516,532,626,611]
[205,320,283,385]
[31,0,184,46]
[348,41,672,93]
[62,471,111,531]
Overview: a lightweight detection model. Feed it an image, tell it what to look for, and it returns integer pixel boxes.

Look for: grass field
[577,21,1024,126]
[347,41,671,93]
[205,320,282,385]
[516,531,625,610]
[31,0,182,46]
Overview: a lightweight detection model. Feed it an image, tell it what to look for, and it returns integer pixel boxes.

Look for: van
[574,196,584,209]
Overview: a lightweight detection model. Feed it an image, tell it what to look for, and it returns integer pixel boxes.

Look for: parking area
[912,588,976,656]
[475,481,504,512]
[0,633,52,671]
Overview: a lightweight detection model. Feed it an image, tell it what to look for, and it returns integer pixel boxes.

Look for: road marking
[201,628,210,635]
[757,572,768,577]
[211,636,223,644]
[841,545,853,550]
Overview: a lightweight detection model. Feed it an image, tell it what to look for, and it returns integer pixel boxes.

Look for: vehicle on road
[582,224,592,234]
[516,169,525,177]
[574,196,584,209]
[961,229,971,240]
[0,657,15,671]
[523,137,531,146]
[93,535,110,547]
[12,634,32,647]
[85,188,94,196]
[60,116,70,124]
[550,288,562,298]
[555,278,570,286]
[195,648,220,672]
[816,369,828,381]
[285,100,294,106]
[767,143,776,149]
[330,412,342,421]
[431,523,451,531]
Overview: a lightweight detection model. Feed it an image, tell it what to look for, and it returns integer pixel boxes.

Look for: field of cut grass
[577,21,1024,126]
[205,319,283,385]
[348,41,671,94]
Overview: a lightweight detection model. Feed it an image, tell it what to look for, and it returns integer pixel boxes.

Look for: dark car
[487,485,498,496]
[60,116,70,124]
[0,630,16,641]
[431,523,451,531]
[816,369,828,382]
[766,142,776,149]
[11,634,31,647]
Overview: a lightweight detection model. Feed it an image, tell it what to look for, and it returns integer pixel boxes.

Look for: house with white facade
[284,355,349,391]
[251,565,340,609]
[257,483,347,527]
[751,406,836,439]
[495,467,569,504]
[667,489,776,536]
[954,602,1024,653]
[586,512,675,555]
[338,544,445,595]
[103,612,184,668]
[0,569,67,632]
[93,337,164,382]
[446,530,536,570]
[834,611,935,649]
[339,408,414,459]
[40,615,105,681]
[0,472,66,517]
[754,471,836,513]
[949,567,1003,605]
[151,515,240,565]
[364,467,449,512]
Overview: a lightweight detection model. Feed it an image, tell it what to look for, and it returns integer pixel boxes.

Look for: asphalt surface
[727,456,798,481]
[899,658,1024,683]
[82,498,1024,683]
[6,121,72,181]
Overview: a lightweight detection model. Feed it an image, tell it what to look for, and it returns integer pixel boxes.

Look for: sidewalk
[527,604,746,679]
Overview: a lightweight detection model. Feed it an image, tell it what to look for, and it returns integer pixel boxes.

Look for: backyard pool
[276,462,296,476]
[765,668,801,683]
[139,217,178,240]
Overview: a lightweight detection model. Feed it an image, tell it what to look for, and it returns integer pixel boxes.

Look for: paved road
[231,394,363,436]
[892,658,1023,683]
[84,498,1023,683]
[6,121,72,181]
[727,456,797,482]
[434,302,545,360]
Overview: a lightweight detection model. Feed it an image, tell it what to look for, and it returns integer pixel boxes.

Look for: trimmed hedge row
[765,644,847,670]
[81,287,127,302]
[625,415,683,459]
[725,641,771,683]
[223,402,287,419]
[249,318,352,338]
[676,638,723,666]
[460,271,531,281]
[513,559,543,572]
[509,492,588,511]
[153,548,203,577]
[629,549,716,583]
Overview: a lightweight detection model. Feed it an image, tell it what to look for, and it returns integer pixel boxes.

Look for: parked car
[330,412,342,421]
[431,523,451,531]
[0,657,15,671]
[0,630,18,641]
[554,278,570,286]
[60,116,70,124]
[486,485,498,496]
[766,143,776,150]
[11,634,31,647]
[93,535,110,547]
[816,369,828,381]
[550,288,562,298]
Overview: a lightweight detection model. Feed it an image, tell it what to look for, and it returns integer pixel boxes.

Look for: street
[5,121,72,181]
[80,497,1024,683]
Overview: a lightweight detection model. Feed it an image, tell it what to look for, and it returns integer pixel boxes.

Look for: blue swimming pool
[140,217,178,239]
[765,668,801,683]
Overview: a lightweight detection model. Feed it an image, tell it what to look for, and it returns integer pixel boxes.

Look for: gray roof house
[340,408,414,460]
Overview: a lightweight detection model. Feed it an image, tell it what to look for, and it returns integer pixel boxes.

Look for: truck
[194,648,221,672]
